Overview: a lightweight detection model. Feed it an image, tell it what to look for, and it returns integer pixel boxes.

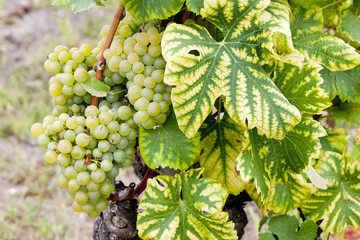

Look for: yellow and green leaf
[139,111,201,170]
[80,77,110,97]
[163,0,301,140]
[137,169,237,240]
[273,63,332,114]
[320,66,360,102]
[291,7,360,71]
[121,0,185,22]
[301,151,360,233]
[339,10,360,42]
[199,113,247,195]
[320,128,348,154]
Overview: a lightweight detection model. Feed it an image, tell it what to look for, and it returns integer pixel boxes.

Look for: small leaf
[273,63,332,114]
[292,7,360,71]
[267,215,318,240]
[320,128,348,154]
[121,0,185,22]
[186,0,204,15]
[339,10,360,42]
[68,0,102,12]
[320,66,360,102]
[137,169,237,240]
[139,111,201,170]
[80,78,110,97]
[163,0,301,140]
[199,113,247,195]
[302,151,360,233]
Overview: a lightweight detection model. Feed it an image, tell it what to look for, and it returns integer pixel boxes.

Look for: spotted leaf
[291,7,360,71]
[301,151,360,233]
[137,169,237,240]
[199,113,247,195]
[139,111,201,170]
[121,0,185,22]
[163,0,301,139]
[273,63,332,114]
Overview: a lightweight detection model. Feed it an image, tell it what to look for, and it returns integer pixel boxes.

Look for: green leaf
[121,0,185,22]
[137,169,237,240]
[327,102,360,124]
[199,113,247,195]
[247,173,314,216]
[266,215,318,240]
[51,0,102,13]
[258,233,276,240]
[139,111,201,170]
[339,10,360,42]
[273,63,332,114]
[320,128,348,154]
[80,77,110,97]
[291,0,333,9]
[238,119,326,187]
[302,151,360,233]
[291,7,360,71]
[260,0,304,65]
[186,0,204,15]
[320,66,360,102]
[163,0,301,140]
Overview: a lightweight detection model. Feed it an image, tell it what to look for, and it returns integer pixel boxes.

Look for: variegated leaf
[273,63,332,114]
[302,151,360,233]
[339,10,360,42]
[320,66,360,102]
[291,7,360,71]
[320,128,348,154]
[162,0,301,139]
[199,113,247,195]
[137,169,237,240]
[247,173,314,216]
[121,0,185,22]
[260,0,304,65]
[238,119,326,187]
[139,111,201,170]
[186,0,204,15]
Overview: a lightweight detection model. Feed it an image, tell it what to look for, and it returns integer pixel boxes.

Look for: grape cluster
[32,17,171,218]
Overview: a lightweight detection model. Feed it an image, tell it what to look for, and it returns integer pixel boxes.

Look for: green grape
[76,116,86,127]
[57,153,71,167]
[144,65,155,76]
[134,98,150,111]
[53,95,67,106]
[58,139,73,154]
[68,179,81,191]
[119,60,132,73]
[107,164,120,179]
[148,44,161,58]
[75,191,88,205]
[85,105,100,117]
[66,117,77,129]
[54,45,69,54]
[99,181,115,196]
[72,201,82,212]
[108,133,121,145]
[134,111,149,124]
[87,163,98,172]
[134,43,147,56]
[87,191,101,202]
[111,72,124,84]
[110,39,123,55]
[62,85,74,97]
[107,121,120,134]
[116,137,129,149]
[119,25,133,37]
[125,147,136,158]
[144,77,156,89]
[87,181,100,191]
[101,159,113,172]
[86,116,99,129]
[80,44,91,56]
[132,61,145,74]
[93,125,109,139]
[91,169,106,183]
[122,158,133,167]
[106,93,120,103]
[74,68,89,83]
[127,128,138,141]
[153,93,163,102]
[49,62,61,74]
[96,198,108,212]
[154,56,166,69]
[142,53,155,66]
[74,126,85,135]
[154,112,167,124]
[72,50,85,63]
[75,159,87,172]
[149,31,161,45]
[37,134,50,148]
[88,136,97,149]
[127,85,142,101]
[92,148,103,159]
[31,123,44,137]
[147,102,161,116]
[126,71,136,82]
[113,149,127,162]
[58,174,69,188]
[81,203,95,214]
[159,101,170,113]
[151,69,164,83]
[71,145,86,159]
[108,55,121,72]
[49,83,63,97]
[64,130,76,142]
[134,74,145,87]
[136,32,149,47]
[144,23,155,32]
[85,55,97,68]
[141,88,154,101]
[98,140,111,152]
[127,52,139,64]
[47,141,58,151]
[76,171,91,185]
[45,150,57,163]
[119,123,131,136]
[98,112,112,125]
[154,83,166,93]
[64,166,78,179]
[87,210,100,218]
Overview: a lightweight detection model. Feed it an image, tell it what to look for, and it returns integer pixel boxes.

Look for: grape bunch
[31,103,138,217]
[31,16,172,218]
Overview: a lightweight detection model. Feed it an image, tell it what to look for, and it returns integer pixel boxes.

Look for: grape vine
[30,0,360,239]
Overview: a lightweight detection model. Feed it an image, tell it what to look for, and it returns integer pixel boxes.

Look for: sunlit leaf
[139,112,201,170]
[302,151,360,233]
[137,169,237,240]
[163,0,301,139]
[199,113,247,195]
[80,78,110,97]
[186,0,204,15]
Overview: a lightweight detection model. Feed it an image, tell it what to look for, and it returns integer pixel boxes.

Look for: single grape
[31,123,44,137]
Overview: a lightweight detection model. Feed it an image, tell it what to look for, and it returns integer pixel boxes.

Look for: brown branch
[135,168,154,195]
[182,8,189,24]
[92,4,125,107]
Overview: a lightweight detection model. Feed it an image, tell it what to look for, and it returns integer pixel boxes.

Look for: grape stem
[91,4,125,106]
[135,168,154,195]
[182,7,189,24]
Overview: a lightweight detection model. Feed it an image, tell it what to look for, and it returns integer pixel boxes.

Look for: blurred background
[0,0,119,239]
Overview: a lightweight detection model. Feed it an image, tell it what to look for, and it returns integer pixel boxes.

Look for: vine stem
[135,168,154,195]
[91,4,125,106]
[321,0,346,10]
